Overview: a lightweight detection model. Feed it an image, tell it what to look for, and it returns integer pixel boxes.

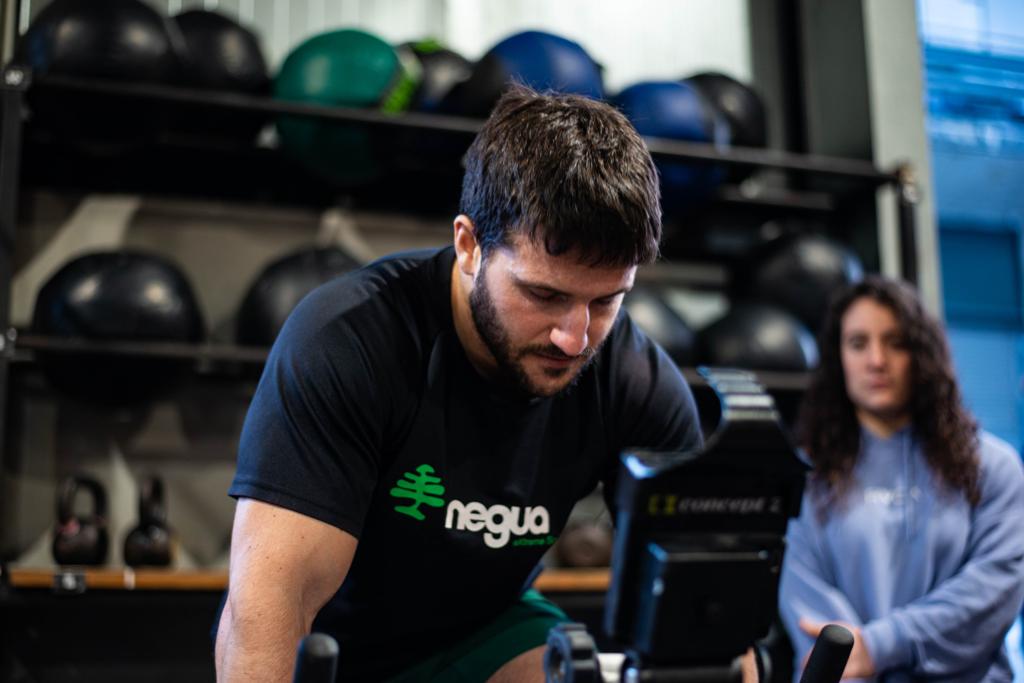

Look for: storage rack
[0,62,921,683]
[0,62,919,542]
[0,62,920,434]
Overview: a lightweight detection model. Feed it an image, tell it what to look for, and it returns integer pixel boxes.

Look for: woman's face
[840,297,913,427]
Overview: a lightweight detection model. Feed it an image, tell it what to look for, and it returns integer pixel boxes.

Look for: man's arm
[215,499,357,683]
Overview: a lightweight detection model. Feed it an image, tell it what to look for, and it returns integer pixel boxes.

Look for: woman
[779,276,1024,682]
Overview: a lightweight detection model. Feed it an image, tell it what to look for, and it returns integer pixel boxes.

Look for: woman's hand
[799,617,876,679]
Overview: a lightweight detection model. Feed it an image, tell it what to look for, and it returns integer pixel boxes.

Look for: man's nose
[549,305,590,357]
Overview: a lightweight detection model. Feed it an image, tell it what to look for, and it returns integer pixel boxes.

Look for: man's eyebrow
[511,274,632,299]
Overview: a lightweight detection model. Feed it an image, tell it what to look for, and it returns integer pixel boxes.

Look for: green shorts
[385,590,569,683]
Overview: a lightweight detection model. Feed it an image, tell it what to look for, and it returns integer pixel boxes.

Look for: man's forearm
[216,592,307,683]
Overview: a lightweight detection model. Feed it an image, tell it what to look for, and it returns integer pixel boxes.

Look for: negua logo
[390,464,445,520]
[390,464,551,549]
[444,500,550,549]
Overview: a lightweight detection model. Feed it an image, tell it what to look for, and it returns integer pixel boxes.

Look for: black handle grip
[293,633,339,683]
[799,624,855,683]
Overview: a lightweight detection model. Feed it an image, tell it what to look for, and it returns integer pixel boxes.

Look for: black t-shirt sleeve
[609,314,702,452]
[601,313,703,509]
[229,290,388,538]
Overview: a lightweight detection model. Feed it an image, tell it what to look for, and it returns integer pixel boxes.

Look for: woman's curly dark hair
[797,275,980,508]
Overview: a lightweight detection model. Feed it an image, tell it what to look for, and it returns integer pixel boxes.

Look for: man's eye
[528,289,560,302]
[593,296,618,308]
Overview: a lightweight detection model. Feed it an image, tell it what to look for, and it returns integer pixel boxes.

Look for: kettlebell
[123,475,173,567]
[52,475,109,566]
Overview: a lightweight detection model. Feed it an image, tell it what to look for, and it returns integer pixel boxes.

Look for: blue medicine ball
[442,30,604,117]
[614,81,728,214]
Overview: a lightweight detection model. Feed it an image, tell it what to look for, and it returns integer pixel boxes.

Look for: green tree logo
[390,464,445,521]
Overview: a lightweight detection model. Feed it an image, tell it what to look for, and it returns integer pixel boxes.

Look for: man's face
[840,297,913,424]
[469,236,636,398]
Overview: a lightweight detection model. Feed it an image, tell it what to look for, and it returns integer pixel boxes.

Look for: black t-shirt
[229,247,702,678]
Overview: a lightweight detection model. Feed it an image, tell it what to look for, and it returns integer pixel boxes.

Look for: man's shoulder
[591,308,701,452]
[294,247,452,330]
[601,308,646,358]
[274,246,453,376]
[364,246,454,280]
[325,246,451,305]
[598,309,682,384]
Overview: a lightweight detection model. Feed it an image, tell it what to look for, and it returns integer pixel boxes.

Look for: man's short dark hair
[460,85,662,267]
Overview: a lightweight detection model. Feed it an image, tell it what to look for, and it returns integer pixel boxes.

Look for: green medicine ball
[274,28,419,186]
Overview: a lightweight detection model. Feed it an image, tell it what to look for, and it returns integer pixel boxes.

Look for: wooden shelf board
[5,566,609,593]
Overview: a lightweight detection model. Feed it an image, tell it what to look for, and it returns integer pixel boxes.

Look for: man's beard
[469,266,598,398]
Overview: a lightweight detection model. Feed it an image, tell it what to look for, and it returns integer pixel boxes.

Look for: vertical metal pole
[0,66,28,549]
[747,0,809,155]
[0,0,17,66]
[895,164,920,286]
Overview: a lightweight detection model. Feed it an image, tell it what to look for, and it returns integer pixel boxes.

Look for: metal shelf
[711,184,836,213]
[18,69,901,184]
[13,332,268,364]
[13,331,811,393]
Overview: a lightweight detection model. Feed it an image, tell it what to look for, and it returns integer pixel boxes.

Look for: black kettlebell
[52,476,109,566]
[124,476,173,567]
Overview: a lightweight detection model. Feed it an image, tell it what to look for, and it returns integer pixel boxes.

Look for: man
[215,85,703,682]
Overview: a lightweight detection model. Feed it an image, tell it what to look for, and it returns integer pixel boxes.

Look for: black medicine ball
[16,0,184,82]
[685,72,768,149]
[173,9,269,92]
[14,0,185,150]
[399,40,472,113]
[170,9,271,143]
[32,251,205,404]
[735,232,864,334]
[696,303,819,372]
[236,247,360,347]
[623,285,695,366]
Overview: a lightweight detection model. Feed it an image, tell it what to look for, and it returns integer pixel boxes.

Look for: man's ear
[453,215,481,277]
